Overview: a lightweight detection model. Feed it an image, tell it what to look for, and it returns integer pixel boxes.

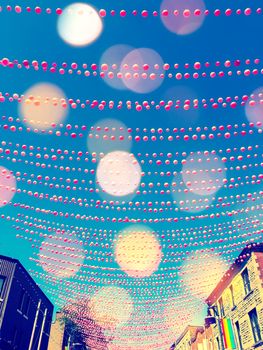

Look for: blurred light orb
[172,182,214,213]
[164,298,196,337]
[20,83,67,129]
[87,119,132,155]
[160,0,206,35]
[96,151,142,196]
[120,48,164,93]
[245,87,263,128]
[0,166,16,207]
[115,225,162,278]
[100,44,133,90]
[39,235,85,278]
[181,253,228,300]
[57,3,103,46]
[182,152,226,196]
[89,286,133,329]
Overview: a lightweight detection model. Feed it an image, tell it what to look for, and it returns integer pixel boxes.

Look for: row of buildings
[170,243,263,350]
[1,241,263,350]
[0,255,85,350]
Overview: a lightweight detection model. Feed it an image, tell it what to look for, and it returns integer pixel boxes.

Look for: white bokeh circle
[57,3,103,46]
[182,152,226,196]
[39,235,85,278]
[96,151,142,197]
[180,252,228,300]
[245,87,263,128]
[89,286,133,329]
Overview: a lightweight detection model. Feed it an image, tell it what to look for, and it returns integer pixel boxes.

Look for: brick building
[0,255,53,350]
[170,326,204,350]
[191,326,214,350]
[171,243,263,350]
[206,243,263,350]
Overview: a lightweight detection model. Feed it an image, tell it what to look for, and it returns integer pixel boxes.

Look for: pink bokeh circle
[0,166,16,207]
[160,0,206,35]
[120,48,164,93]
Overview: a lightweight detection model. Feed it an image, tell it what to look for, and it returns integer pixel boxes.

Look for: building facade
[171,326,204,350]
[171,243,263,350]
[0,255,53,350]
[48,312,87,350]
[206,243,263,350]
[48,312,65,350]
[191,326,214,350]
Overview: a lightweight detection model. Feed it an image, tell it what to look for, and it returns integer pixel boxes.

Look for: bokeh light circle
[182,152,226,196]
[114,225,162,278]
[39,234,85,278]
[180,252,228,300]
[245,87,263,128]
[96,151,142,197]
[172,180,214,213]
[89,286,133,329]
[100,44,133,90]
[57,3,103,46]
[87,119,132,155]
[19,83,68,129]
[163,293,207,337]
[160,0,206,35]
[0,166,16,207]
[120,48,164,93]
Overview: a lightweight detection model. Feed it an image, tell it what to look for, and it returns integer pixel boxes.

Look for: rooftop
[174,325,204,347]
[0,254,53,307]
[206,242,263,304]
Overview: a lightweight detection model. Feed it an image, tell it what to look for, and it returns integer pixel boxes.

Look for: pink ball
[99,9,106,17]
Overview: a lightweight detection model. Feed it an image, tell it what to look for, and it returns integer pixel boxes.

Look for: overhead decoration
[0,5,261,18]
[96,151,142,197]
[38,233,85,278]
[1,0,263,349]
[160,0,206,35]
[114,225,162,278]
[89,286,134,329]
[19,83,68,129]
[119,48,164,93]
[0,166,17,207]
[57,3,103,47]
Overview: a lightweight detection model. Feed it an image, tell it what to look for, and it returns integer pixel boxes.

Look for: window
[17,289,25,312]
[235,321,242,350]
[230,285,235,308]
[0,276,5,295]
[218,297,225,317]
[249,308,262,343]
[242,268,251,295]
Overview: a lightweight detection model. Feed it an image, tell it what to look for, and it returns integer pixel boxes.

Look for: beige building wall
[210,252,263,350]
[174,326,204,350]
[48,312,65,350]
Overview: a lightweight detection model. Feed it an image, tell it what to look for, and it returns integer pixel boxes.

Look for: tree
[60,298,111,350]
